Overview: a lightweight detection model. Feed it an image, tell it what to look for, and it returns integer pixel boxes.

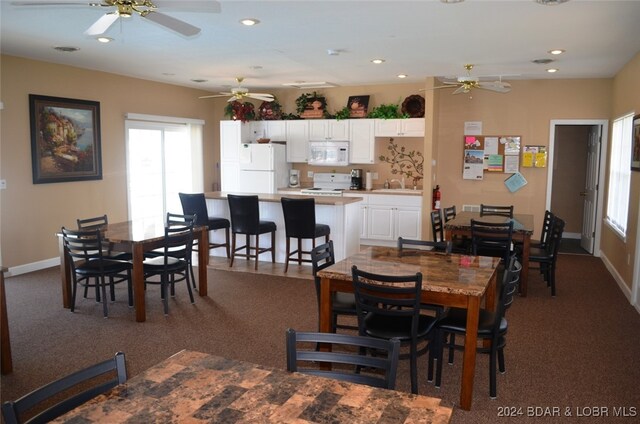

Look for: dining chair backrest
[496,255,522,322]
[480,204,514,218]
[397,237,452,255]
[1,352,126,424]
[285,328,400,390]
[351,266,423,338]
[281,197,317,238]
[178,193,210,227]
[538,210,555,248]
[76,215,108,230]
[310,241,335,303]
[470,219,514,264]
[166,212,196,228]
[159,219,195,266]
[430,210,444,242]
[443,206,457,223]
[62,227,107,264]
[544,217,565,258]
[227,194,261,235]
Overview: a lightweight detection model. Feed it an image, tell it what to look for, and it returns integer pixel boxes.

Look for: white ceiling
[2,0,640,94]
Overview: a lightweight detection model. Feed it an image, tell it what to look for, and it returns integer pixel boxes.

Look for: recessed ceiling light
[532,58,554,64]
[546,68,559,73]
[240,18,260,26]
[53,46,79,52]
[190,79,208,83]
[548,49,565,55]
[371,59,385,64]
[97,37,112,43]
[397,74,407,79]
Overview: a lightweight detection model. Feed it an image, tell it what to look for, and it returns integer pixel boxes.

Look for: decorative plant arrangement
[378,138,424,187]
[367,103,409,119]
[295,92,328,118]
[224,101,255,122]
[257,98,283,120]
[332,106,351,121]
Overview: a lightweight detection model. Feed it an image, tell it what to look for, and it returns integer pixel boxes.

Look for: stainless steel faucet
[389,177,405,189]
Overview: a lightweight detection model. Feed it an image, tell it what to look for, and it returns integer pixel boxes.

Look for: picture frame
[347,95,370,118]
[632,114,640,172]
[29,94,102,184]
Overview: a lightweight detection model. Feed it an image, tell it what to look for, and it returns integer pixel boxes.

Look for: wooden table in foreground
[52,350,453,423]
[57,218,209,322]
[318,246,499,411]
[445,211,534,296]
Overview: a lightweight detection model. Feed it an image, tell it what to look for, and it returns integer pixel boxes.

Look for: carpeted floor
[558,238,591,255]
[1,255,639,423]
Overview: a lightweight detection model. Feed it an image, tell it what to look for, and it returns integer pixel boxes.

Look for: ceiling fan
[432,64,511,95]
[199,78,275,103]
[10,1,221,37]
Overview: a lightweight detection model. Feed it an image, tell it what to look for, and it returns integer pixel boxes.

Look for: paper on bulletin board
[504,155,520,173]
[535,151,548,167]
[464,121,482,135]
[502,136,521,155]
[522,146,538,168]
[487,154,503,172]
[484,137,499,155]
[463,149,484,180]
[504,172,528,193]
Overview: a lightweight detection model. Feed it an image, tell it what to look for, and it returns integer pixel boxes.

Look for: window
[605,112,633,238]
[125,114,204,221]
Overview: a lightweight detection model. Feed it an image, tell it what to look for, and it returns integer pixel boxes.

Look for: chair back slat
[539,210,555,248]
[480,204,514,218]
[76,215,108,230]
[398,237,451,255]
[430,210,444,242]
[443,206,457,223]
[471,219,514,264]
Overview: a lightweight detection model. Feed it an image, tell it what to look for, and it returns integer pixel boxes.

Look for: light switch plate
[0,179,6,189]
[307,171,314,178]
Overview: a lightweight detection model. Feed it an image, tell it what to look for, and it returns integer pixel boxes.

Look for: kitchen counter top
[205,191,363,205]
[278,188,424,196]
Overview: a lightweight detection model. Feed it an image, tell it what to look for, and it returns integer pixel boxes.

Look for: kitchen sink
[370,188,423,194]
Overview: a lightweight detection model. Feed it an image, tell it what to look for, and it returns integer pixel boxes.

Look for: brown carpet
[1,255,639,423]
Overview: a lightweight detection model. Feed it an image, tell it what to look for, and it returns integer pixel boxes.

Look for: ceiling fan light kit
[430,64,512,96]
[199,77,275,103]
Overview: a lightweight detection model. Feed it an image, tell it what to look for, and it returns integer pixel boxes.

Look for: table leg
[58,235,71,309]
[460,295,480,411]
[198,228,209,296]
[519,235,531,297]
[132,244,146,322]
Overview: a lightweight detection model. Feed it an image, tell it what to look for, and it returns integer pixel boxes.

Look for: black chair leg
[271,231,276,263]
[161,276,169,316]
[409,343,418,394]
[498,348,506,373]
[284,237,290,273]
[224,228,230,258]
[255,234,260,270]
[99,275,108,318]
[489,347,497,399]
[186,272,195,304]
[229,233,236,267]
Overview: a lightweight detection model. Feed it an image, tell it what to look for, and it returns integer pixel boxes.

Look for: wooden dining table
[57,218,209,322]
[445,211,534,296]
[51,349,453,423]
[318,246,500,411]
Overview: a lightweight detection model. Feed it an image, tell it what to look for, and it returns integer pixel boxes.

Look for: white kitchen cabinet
[285,120,309,163]
[358,194,422,245]
[349,119,376,164]
[374,118,425,137]
[220,120,242,162]
[309,119,350,141]
[247,121,286,141]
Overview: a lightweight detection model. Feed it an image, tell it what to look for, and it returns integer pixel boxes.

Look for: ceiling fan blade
[84,13,118,36]
[452,86,468,95]
[227,96,241,103]
[10,1,89,5]
[154,0,221,13]
[198,93,230,99]
[143,11,200,36]
[248,95,274,102]
[478,81,512,93]
[246,92,273,98]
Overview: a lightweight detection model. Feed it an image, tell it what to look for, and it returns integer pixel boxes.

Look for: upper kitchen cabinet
[309,119,350,141]
[349,119,376,164]
[247,121,287,141]
[374,118,425,137]
[285,120,309,163]
[220,120,243,162]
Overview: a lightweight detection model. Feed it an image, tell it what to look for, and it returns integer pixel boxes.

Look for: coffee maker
[350,168,363,190]
[289,169,300,188]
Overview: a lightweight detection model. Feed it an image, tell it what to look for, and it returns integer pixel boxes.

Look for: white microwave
[308,140,349,166]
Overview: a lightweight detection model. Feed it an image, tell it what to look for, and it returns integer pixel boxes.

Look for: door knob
[579,191,587,196]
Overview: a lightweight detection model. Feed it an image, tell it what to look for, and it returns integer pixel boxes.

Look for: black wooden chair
[311,241,357,332]
[286,329,400,390]
[62,227,133,318]
[529,216,565,296]
[443,205,457,223]
[143,214,195,315]
[430,210,467,254]
[398,237,451,255]
[1,352,127,424]
[76,214,131,261]
[471,219,514,265]
[351,266,438,394]
[227,194,277,270]
[281,197,330,273]
[430,256,522,399]
[179,192,230,258]
[480,204,514,218]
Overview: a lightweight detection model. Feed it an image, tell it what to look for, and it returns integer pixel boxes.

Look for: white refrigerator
[237,143,290,193]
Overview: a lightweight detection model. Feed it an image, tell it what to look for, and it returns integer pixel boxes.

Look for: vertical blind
[606,113,633,238]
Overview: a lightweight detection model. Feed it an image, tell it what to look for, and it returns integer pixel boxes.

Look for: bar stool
[281,197,331,273]
[227,194,276,270]
[179,193,231,258]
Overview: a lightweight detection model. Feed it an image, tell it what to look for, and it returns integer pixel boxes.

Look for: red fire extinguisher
[432,185,441,210]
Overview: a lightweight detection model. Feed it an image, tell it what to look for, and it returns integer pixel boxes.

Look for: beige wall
[600,52,640,287]
[1,53,638,294]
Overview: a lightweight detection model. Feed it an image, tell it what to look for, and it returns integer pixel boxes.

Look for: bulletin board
[463,135,521,180]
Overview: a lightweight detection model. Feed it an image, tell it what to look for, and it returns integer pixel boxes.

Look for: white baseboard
[600,252,634,307]
[5,257,60,278]
[563,232,581,239]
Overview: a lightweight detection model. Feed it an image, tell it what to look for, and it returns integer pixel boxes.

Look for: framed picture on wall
[29,94,102,184]
[632,114,640,172]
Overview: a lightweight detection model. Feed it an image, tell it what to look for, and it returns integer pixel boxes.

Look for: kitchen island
[204,192,363,263]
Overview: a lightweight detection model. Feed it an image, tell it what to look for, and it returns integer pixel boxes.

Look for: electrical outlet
[307,171,314,178]
[372,172,379,180]
[0,179,6,190]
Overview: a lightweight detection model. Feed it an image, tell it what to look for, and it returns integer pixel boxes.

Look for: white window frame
[605,112,634,240]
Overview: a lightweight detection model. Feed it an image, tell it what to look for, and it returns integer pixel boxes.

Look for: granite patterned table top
[52,350,453,424]
[318,246,499,297]
[445,211,534,234]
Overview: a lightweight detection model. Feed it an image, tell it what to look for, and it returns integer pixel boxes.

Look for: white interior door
[580,125,601,253]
